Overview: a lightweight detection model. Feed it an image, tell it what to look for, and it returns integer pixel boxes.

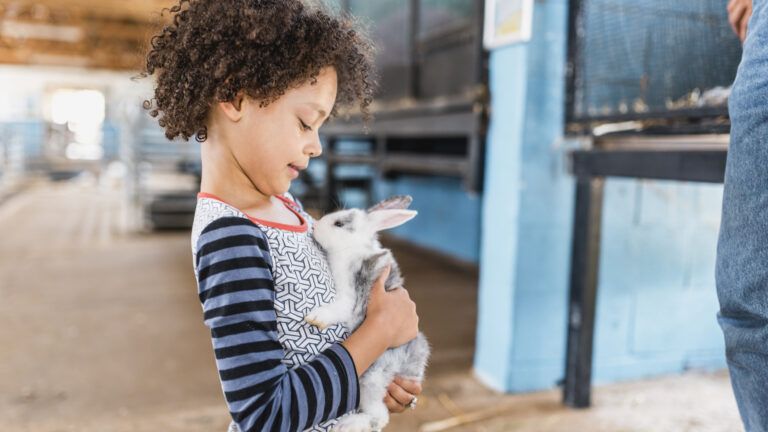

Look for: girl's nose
[306,134,323,158]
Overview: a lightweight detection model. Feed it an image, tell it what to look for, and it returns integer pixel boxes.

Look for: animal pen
[562,0,741,408]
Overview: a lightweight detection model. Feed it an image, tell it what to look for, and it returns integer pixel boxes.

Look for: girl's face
[228,66,337,198]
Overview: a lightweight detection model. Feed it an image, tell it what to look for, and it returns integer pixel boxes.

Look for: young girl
[142,1,422,431]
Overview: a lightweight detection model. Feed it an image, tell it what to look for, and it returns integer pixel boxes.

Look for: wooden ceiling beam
[0,50,142,70]
[2,0,173,23]
[0,1,169,70]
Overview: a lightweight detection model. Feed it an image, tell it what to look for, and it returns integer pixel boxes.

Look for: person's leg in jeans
[717,0,768,430]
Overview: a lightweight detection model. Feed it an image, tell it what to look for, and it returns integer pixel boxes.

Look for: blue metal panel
[376,175,482,263]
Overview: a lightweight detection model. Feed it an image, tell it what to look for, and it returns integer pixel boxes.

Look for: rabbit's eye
[334,221,344,228]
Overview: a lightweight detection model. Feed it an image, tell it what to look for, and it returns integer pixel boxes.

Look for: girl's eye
[334,221,344,227]
[299,120,312,132]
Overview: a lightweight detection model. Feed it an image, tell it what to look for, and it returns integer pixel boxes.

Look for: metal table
[563,134,728,407]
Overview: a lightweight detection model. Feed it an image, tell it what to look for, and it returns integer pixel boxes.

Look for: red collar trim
[197,192,308,233]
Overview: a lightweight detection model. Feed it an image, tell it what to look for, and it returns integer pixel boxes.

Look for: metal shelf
[310,0,489,211]
[381,154,469,177]
[319,97,487,211]
[321,103,483,138]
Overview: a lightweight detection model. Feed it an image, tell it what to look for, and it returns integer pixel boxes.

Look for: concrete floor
[0,179,744,431]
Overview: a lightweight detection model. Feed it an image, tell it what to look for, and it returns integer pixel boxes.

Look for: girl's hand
[384,377,423,413]
[366,266,419,348]
[728,0,753,42]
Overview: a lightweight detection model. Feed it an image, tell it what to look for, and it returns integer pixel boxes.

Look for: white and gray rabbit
[306,195,430,432]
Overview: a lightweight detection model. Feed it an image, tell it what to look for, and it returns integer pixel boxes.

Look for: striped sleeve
[195,217,359,432]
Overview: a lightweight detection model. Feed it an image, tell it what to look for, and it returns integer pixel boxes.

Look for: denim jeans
[716,0,768,430]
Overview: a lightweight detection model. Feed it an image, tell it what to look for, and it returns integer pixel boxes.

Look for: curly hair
[142,0,377,142]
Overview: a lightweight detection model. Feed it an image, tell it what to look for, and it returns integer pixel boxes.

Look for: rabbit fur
[306,195,430,432]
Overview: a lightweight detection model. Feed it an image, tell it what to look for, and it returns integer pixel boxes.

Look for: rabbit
[306,195,430,432]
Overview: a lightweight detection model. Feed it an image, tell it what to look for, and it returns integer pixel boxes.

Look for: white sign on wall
[483,0,534,49]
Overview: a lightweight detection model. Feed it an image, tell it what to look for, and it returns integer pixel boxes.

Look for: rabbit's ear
[368,209,417,231]
[367,195,413,212]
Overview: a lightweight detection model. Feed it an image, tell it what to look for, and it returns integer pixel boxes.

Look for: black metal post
[564,176,604,408]
[565,0,583,125]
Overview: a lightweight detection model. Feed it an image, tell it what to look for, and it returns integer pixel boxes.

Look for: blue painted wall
[473,0,726,393]
[474,0,574,391]
[374,176,482,263]
[313,139,484,264]
[592,179,725,382]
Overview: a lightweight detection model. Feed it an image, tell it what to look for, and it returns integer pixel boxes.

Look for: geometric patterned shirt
[190,192,359,432]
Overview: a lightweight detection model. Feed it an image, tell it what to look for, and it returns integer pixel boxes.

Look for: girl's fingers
[384,393,405,413]
[374,265,391,292]
[368,265,391,302]
[387,381,416,406]
[393,377,423,396]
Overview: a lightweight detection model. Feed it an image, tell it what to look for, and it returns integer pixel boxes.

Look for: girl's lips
[288,164,300,178]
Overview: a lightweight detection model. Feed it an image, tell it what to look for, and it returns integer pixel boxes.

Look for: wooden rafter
[0,0,174,70]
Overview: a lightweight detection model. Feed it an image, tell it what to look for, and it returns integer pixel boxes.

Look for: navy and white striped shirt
[191,193,359,432]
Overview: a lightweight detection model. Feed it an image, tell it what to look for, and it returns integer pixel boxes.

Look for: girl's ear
[217,93,245,122]
[368,209,418,232]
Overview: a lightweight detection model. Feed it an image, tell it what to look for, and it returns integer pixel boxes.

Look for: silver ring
[406,396,418,410]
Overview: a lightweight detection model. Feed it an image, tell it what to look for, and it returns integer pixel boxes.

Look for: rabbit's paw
[364,404,389,431]
[333,413,375,432]
[369,413,389,431]
[305,305,340,330]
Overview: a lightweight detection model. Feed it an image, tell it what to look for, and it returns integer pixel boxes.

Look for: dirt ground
[0,179,744,432]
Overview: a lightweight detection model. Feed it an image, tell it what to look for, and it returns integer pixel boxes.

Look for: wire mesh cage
[567,0,743,128]
[346,0,482,102]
